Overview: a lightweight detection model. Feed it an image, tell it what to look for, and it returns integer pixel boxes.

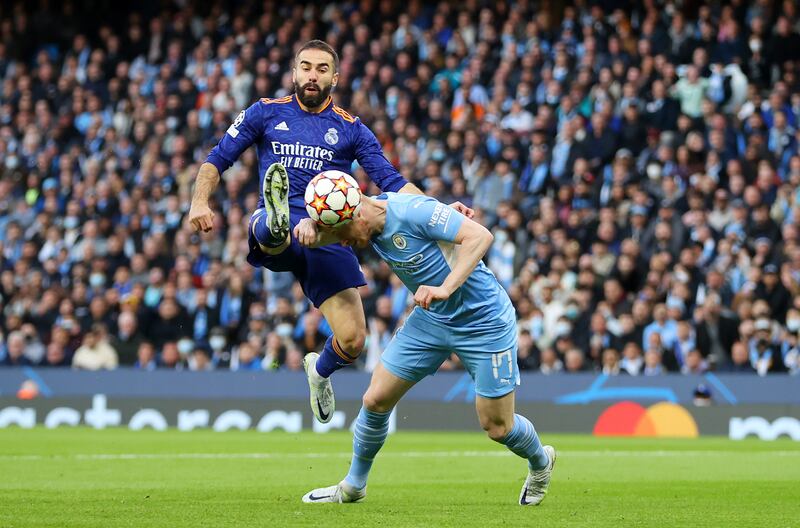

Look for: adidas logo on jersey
[275,121,289,131]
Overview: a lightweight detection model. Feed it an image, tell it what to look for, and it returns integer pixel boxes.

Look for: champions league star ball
[304,170,362,227]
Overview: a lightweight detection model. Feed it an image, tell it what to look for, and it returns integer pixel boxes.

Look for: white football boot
[302,480,366,504]
[262,162,290,243]
[518,445,556,506]
[303,352,335,424]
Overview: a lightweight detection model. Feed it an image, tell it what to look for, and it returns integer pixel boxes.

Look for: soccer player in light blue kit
[294,191,557,506]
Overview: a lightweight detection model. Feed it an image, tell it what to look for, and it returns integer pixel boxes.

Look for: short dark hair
[295,40,339,72]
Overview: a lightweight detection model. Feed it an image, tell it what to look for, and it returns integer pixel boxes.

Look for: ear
[332,71,339,88]
[292,67,296,84]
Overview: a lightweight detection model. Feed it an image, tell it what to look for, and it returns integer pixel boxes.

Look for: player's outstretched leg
[252,162,290,251]
[302,364,414,504]
[476,393,556,506]
[305,290,367,423]
[302,406,390,504]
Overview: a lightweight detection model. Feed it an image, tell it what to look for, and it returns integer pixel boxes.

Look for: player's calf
[314,332,364,378]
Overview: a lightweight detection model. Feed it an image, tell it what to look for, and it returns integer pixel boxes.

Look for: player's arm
[415,216,493,309]
[189,102,264,233]
[353,120,410,191]
[188,163,220,232]
[406,198,492,309]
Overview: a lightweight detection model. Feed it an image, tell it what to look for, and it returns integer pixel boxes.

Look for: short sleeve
[405,197,465,243]
[205,102,265,174]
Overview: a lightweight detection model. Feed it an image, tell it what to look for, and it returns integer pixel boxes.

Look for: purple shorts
[247,209,366,307]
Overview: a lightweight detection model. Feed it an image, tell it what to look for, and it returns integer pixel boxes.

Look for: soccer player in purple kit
[188,40,470,423]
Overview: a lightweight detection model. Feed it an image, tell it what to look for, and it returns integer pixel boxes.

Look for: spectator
[71,324,118,370]
[0,331,31,367]
[0,1,798,380]
[232,342,262,371]
[564,348,587,373]
[134,342,157,371]
[114,311,144,366]
[720,341,757,373]
[188,346,213,372]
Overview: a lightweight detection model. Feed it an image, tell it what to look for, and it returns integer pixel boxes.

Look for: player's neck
[365,199,387,236]
[295,94,332,114]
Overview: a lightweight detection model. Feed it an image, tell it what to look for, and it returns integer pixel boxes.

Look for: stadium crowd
[1,0,800,377]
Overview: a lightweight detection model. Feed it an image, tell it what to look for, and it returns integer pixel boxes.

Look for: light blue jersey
[371,193,520,397]
[370,193,515,327]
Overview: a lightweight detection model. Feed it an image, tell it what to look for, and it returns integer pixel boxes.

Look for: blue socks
[315,335,358,378]
[499,414,549,470]
[344,407,391,490]
[250,208,284,248]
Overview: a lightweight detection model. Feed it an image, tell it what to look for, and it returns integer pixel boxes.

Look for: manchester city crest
[392,234,407,250]
[324,127,339,145]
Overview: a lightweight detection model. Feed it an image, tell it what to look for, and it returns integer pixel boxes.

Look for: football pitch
[1,428,798,527]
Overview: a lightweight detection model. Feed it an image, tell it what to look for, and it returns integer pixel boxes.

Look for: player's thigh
[319,287,367,346]
[380,311,451,385]
[475,390,516,435]
[302,244,367,310]
[453,328,519,400]
[362,362,417,413]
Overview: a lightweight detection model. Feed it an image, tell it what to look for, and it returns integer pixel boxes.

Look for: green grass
[1,428,798,527]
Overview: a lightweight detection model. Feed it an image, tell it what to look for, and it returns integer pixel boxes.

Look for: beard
[294,80,332,109]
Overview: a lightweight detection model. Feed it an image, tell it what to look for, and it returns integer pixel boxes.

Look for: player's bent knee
[362,392,393,414]
[338,330,367,357]
[482,420,513,442]
[259,236,290,255]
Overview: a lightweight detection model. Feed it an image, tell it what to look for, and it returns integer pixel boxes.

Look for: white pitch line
[1,450,799,462]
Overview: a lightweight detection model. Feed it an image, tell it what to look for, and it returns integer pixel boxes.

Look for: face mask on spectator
[177,338,194,356]
[787,319,800,333]
[565,305,579,319]
[89,273,105,289]
[554,321,572,337]
[64,216,79,230]
[210,336,226,351]
[276,323,292,338]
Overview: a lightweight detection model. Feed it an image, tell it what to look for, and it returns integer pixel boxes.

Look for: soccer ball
[304,170,362,227]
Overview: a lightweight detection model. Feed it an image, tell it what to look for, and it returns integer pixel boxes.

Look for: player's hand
[294,218,319,247]
[188,202,215,232]
[449,201,475,218]
[414,285,451,310]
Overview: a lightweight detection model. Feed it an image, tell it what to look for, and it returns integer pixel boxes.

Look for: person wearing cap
[747,318,785,375]
[754,263,791,322]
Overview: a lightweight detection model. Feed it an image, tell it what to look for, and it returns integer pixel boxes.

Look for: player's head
[293,40,339,109]
[332,196,382,249]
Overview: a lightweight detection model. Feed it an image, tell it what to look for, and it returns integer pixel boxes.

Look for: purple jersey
[206,94,407,211]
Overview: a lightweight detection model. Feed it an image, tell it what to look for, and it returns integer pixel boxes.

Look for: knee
[362,392,393,414]
[481,420,513,443]
[337,328,367,357]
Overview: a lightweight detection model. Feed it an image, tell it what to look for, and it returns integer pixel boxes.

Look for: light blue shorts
[381,307,520,398]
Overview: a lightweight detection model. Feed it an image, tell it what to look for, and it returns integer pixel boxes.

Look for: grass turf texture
[1,428,798,527]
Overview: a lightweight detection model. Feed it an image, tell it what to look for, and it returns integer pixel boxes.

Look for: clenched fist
[188,202,215,232]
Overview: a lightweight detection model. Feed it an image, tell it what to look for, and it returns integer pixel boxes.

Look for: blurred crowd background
[1,0,800,376]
